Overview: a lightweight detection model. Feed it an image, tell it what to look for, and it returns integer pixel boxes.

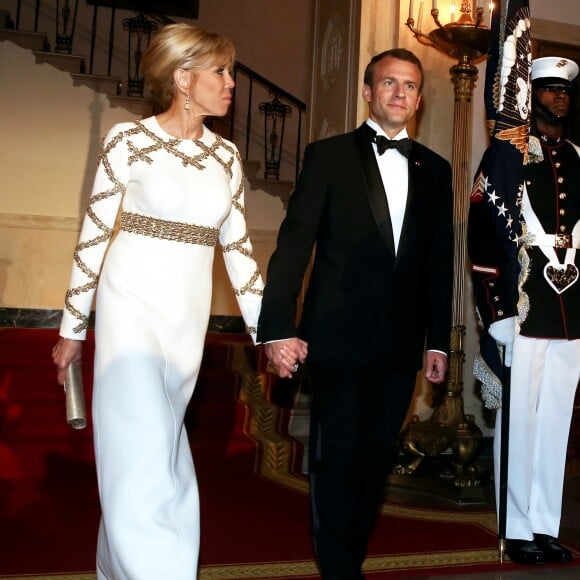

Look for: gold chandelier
[406,0,493,61]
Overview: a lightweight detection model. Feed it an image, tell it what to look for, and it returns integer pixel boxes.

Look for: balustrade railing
[1,0,306,182]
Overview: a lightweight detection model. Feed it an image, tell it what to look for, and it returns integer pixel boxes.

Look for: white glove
[489,316,517,367]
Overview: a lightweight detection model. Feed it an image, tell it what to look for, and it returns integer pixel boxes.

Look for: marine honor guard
[470,56,580,565]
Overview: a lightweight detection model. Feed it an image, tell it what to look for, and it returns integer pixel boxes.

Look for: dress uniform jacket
[468,131,580,401]
[519,134,580,339]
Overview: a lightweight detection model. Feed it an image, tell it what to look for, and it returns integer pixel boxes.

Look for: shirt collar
[366,118,409,141]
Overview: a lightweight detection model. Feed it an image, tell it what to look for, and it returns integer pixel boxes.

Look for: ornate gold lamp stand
[394,1,491,490]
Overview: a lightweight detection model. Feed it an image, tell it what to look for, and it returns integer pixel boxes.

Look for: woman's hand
[52,337,83,385]
[264,338,308,379]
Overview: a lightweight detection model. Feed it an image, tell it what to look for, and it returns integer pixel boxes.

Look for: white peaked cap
[531,56,579,83]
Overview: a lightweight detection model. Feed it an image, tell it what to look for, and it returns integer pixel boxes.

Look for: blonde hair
[142,23,236,111]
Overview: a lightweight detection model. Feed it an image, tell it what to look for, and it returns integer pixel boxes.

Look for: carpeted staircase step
[1,328,265,481]
[188,368,256,455]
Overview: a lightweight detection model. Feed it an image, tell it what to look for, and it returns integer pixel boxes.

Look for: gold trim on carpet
[200,560,319,579]
[197,549,500,579]
[379,502,498,533]
[364,548,499,571]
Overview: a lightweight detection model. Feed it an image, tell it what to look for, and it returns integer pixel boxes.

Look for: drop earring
[184,95,190,111]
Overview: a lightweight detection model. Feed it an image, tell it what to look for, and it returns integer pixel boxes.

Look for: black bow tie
[375,135,412,158]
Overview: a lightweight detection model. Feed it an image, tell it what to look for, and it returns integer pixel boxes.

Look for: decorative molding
[0,214,278,243]
[107,94,153,116]
[33,50,84,74]
[0,307,245,332]
[244,160,294,206]
[533,18,580,46]
[0,28,47,51]
[246,178,294,207]
[0,308,66,329]
[310,0,362,139]
[321,16,345,91]
[0,212,79,231]
[71,73,122,95]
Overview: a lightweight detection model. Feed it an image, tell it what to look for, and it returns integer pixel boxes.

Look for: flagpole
[466,0,532,562]
[498,347,511,563]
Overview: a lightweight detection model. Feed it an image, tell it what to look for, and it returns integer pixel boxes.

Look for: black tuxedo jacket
[257,123,454,371]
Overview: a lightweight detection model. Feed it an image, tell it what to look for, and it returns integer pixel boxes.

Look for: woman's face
[188,61,235,118]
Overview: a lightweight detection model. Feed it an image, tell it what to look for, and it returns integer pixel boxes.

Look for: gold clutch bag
[64,361,87,429]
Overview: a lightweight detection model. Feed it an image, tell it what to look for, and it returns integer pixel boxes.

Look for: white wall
[0,40,137,309]
[0,0,311,312]
[196,0,314,102]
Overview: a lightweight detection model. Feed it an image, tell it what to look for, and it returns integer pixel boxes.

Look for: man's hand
[424,351,448,384]
[264,338,308,379]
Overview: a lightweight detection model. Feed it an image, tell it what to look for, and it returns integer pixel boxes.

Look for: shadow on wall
[78,92,106,222]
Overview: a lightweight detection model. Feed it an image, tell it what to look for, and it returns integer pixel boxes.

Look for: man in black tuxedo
[257,48,454,578]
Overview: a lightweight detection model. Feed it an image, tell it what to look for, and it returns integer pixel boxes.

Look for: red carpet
[1,327,579,579]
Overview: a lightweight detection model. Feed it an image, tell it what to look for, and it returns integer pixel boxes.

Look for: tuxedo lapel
[396,144,426,263]
[354,124,395,255]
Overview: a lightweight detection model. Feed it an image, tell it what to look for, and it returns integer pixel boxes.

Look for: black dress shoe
[506,539,546,565]
[534,533,573,563]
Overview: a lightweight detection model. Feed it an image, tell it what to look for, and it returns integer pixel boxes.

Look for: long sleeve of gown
[219,147,264,343]
[59,124,130,340]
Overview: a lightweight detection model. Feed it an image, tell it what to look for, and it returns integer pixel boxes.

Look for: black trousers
[307,358,416,579]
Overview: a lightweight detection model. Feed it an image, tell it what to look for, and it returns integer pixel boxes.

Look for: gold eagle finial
[495,125,529,163]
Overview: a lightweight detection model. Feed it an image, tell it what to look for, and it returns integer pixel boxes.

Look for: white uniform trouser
[493,335,580,540]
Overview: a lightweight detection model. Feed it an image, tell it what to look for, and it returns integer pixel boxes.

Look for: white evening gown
[59,116,263,579]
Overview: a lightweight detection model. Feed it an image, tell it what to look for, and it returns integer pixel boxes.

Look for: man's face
[534,84,571,120]
[362,56,422,138]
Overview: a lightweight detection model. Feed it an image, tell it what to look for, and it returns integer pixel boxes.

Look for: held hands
[489,316,517,367]
[264,338,308,379]
[424,351,448,384]
[52,337,83,385]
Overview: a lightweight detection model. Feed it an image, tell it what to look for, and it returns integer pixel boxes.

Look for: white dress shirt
[366,118,409,255]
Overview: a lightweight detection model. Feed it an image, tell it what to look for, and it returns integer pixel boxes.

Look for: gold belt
[529,232,580,249]
[120,212,219,247]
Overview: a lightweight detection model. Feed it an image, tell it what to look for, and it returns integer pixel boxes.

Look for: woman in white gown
[52,23,305,579]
